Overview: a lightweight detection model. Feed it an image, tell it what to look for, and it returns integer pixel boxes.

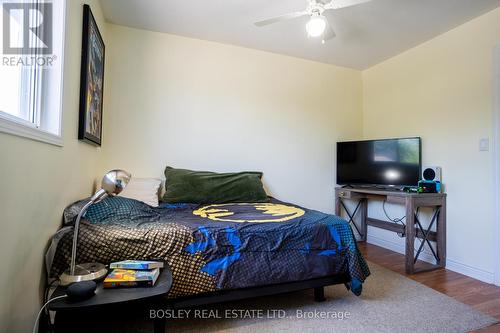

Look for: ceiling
[100,0,500,69]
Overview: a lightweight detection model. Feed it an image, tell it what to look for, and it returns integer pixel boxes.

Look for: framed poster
[78,4,105,146]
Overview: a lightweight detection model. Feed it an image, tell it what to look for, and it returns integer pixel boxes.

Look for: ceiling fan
[254,0,372,43]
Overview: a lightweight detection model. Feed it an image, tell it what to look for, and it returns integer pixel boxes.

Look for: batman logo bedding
[46,197,370,297]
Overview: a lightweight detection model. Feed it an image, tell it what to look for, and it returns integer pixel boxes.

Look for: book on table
[103,268,160,288]
[109,260,164,270]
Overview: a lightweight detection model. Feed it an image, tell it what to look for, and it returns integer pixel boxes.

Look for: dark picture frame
[78,4,105,146]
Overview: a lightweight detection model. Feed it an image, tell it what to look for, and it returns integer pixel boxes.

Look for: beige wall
[0,1,106,332]
[362,7,500,280]
[100,24,363,213]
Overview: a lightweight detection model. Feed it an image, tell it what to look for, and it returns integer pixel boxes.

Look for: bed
[46,196,370,305]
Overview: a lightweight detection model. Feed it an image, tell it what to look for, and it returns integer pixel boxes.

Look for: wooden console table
[335,187,446,274]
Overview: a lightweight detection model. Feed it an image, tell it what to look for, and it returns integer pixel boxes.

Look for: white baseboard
[366,235,494,284]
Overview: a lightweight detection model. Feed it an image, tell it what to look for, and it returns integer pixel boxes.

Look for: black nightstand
[48,267,172,333]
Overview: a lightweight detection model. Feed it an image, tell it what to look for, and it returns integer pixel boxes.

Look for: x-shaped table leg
[340,199,364,239]
[414,207,440,264]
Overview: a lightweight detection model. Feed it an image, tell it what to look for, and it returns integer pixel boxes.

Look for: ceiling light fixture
[306,13,326,37]
[255,0,373,44]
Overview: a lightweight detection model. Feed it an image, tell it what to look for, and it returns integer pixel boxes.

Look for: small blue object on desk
[418,180,441,193]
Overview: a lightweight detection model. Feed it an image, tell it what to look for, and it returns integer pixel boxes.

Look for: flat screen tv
[337,137,421,187]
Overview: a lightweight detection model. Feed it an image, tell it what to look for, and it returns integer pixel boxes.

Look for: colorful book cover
[109,260,164,270]
[103,268,160,288]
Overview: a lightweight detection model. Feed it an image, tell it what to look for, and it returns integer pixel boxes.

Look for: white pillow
[118,177,162,207]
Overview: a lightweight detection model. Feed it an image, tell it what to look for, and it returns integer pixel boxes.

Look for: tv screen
[337,137,421,187]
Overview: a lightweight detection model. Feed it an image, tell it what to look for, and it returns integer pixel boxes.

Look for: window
[0,0,65,146]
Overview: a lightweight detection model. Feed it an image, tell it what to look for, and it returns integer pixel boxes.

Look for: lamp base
[59,263,108,286]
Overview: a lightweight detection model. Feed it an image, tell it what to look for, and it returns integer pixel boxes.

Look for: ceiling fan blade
[322,19,336,42]
[323,25,336,41]
[254,11,308,27]
[325,0,371,10]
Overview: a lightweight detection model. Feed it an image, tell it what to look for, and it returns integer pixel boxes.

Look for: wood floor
[358,242,500,333]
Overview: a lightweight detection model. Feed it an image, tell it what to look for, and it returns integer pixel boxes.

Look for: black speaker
[66,281,97,301]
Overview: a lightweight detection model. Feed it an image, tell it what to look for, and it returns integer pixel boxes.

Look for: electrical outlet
[479,138,489,151]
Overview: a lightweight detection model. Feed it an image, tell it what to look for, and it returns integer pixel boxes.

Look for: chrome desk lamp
[60,169,131,286]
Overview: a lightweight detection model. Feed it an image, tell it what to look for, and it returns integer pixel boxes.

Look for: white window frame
[0,0,66,146]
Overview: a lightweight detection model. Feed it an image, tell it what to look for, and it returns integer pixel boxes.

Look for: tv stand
[335,187,446,274]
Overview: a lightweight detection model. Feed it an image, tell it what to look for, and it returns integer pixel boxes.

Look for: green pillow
[162,166,269,204]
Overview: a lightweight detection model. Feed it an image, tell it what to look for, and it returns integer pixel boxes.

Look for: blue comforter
[47,197,370,297]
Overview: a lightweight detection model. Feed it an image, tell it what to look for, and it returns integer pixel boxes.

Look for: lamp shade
[101,169,131,196]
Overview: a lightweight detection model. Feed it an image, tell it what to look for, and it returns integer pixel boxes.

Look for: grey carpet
[88,262,498,333]
[161,263,498,333]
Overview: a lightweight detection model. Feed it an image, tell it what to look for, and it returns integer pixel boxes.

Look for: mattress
[46,197,370,297]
